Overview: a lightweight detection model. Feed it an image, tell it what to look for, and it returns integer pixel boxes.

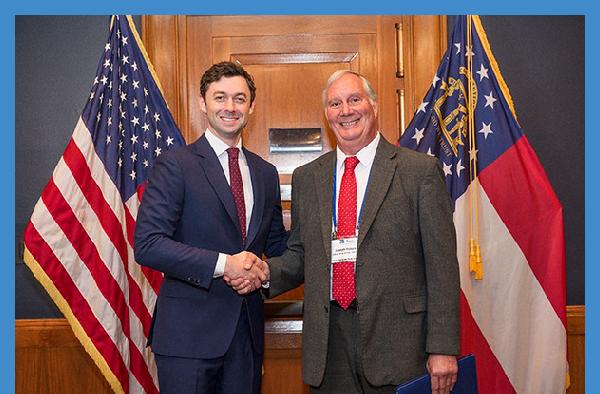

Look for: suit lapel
[244,149,264,248]
[314,152,336,263]
[192,135,242,238]
[357,138,398,249]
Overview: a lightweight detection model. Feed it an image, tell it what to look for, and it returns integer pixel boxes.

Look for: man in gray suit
[233,70,460,393]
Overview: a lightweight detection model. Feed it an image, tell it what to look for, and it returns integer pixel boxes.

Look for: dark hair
[200,61,256,104]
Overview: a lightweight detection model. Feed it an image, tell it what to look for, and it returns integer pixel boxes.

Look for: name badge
[331,236,358,264]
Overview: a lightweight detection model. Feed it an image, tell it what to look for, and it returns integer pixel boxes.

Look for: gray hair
[322,70,377,109]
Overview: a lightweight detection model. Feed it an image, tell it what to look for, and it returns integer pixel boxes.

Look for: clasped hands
[223,251,270,295]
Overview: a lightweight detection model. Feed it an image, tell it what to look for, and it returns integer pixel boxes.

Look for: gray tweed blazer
[268,136,460,387]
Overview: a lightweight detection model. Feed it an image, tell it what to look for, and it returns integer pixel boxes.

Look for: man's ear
[199,96,207,113]
[249,100,255,115]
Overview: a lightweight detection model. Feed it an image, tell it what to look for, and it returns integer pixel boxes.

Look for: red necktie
[332,156,359,310]
[227,147,246,242]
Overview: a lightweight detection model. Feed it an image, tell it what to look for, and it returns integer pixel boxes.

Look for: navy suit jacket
[134,134,287,358]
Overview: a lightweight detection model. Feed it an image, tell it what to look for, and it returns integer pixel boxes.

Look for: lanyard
[331,159,370,238]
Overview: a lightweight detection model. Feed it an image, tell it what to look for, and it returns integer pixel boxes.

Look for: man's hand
[223,251,268,294]
[226,260,270,295]
[257,260,270,283]
[427,354,458,394]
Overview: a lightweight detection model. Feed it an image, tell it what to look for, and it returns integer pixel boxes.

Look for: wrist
[213,253,227,278]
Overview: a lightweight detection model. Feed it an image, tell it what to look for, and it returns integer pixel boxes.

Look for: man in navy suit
[134,61,288,394]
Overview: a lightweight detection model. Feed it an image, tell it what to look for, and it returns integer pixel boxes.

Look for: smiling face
[324,72,378,155]
[200,75,255,146]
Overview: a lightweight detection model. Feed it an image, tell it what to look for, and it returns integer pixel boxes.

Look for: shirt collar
[336,132,380,171]
[204,128,243,157]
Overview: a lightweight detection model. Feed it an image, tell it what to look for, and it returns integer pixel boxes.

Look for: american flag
[23,15,184,393]
[400,16,567,393]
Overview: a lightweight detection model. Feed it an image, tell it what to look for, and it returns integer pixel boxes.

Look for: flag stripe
[24,222,130,392]
[71,119,160,316]
[32,181,154,391]
[59,129,160,392]
[127,338,159,394]
[49,154,159,386]
[36,179,157,390]
[62,136,154,335]
[126,308,159,391]
[63,137,130,276]
[128,319,159,392]
[478,136,567,325]
[455,182,567,392]
[51,154,127,295]
[459,293,515,393]
[125,192,163,296]
[40,180,131,332]
[71,118,159,305]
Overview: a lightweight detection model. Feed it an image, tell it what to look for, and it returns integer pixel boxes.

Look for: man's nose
[340,102,352,115]
[224,98,235,111]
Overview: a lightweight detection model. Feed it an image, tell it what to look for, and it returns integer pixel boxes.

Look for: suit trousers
[154,301,262,394]
[310,302,397,394]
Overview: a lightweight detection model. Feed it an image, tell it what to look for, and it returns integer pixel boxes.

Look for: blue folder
[395,354,478,394]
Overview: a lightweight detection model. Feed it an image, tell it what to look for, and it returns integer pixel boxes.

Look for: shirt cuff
[213,253,227,278]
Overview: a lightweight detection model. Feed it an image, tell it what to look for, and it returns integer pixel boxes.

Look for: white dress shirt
[204,129,254,277]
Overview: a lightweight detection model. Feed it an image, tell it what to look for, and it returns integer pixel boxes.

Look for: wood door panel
[214,34,364,56]
[243,63,338,174]
[213,31,376,176]
[234,53,358,65]
[209,15,377,37]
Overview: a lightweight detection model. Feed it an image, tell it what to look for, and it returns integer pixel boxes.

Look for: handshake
[223,251,270,295]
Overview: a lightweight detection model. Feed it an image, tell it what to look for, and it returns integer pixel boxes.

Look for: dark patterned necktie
[227,147,246,242]
[332,156,359,310]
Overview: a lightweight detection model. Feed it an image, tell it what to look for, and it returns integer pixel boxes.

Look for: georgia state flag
[400,15,568,394]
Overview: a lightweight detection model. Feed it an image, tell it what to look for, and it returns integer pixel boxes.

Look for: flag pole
[467,15,483,279]
[467,15,475,275]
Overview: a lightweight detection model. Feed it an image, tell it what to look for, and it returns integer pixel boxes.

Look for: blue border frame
[4,11,15,393]
[6,1,596,393]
